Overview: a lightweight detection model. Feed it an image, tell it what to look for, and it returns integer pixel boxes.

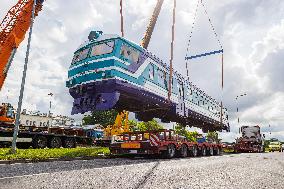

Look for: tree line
[83,110,220,142]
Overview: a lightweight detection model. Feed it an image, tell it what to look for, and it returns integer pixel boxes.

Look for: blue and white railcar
[66,31,229,132]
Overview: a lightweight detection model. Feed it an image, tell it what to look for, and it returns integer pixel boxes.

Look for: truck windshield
[270,142,280,145]
[6,107,14,119]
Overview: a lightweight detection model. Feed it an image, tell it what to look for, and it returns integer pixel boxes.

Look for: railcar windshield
[120,44,140,63]
[71,40,115,64]
[90,40,115,57]
[72,48,89,64]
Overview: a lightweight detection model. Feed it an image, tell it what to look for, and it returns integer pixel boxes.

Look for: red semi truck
[234,125,265,153]
[109,129,222,158]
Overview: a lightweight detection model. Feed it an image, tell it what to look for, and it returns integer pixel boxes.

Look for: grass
[0,147,110,161]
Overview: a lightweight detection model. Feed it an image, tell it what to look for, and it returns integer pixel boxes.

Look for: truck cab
[0,103,15,126]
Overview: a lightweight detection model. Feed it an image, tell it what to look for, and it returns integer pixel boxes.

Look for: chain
[200,0,223,49]
[185,0,200,79]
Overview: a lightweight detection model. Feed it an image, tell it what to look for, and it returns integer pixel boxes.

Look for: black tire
[190,145,198,157]
[208,146,214,156]
[214,147,220,155]
[49,137,62,148]
[201,146,207,156]
[32,136,48,149]
[63,137,76,148]
[179,144,188,158]
[162,144,176,159]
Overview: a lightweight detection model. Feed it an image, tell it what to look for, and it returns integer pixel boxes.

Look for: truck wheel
[190,145,198,157]
[163,144,176,159]
[49,137,62,148]
[201,146,207,156]
[32,136,47,149]
[63,137,76,148]
[260,146,264,153]
[179,144,188,158]
[214,147,220,155]
[209,147,214,156]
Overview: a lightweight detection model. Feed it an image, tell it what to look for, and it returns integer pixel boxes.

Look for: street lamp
[48,93,53,117]
[235,93,247,127]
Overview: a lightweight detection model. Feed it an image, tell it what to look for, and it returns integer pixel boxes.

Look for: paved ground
[0,152,283,189]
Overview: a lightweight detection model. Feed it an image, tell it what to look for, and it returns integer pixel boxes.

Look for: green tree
[136,119,163,131]
[128,119,138,131]
[207,131,221,143]
[174,123,198,142]
[82,110,118,127]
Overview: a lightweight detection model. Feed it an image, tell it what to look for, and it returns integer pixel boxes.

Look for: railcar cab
[67,31,143,87]
[71,31,141,66]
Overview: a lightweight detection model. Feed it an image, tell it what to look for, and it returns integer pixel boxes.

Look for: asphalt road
[0,152,283,189]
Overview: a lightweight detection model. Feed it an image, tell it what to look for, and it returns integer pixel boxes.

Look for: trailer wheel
[63,137,76,148]
[190,145,198,157]
[163,144,176,159]
[179,144,188,158]
[208,147,214,156]
[49,137,62,148]
[201,146,207,156]
[216,147,221,156]
[32,136,47,149]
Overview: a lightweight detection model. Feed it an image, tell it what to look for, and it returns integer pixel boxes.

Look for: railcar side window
[149,64,154,80]
[120,44,140,63]
[91,41,114,57]
[72,48,89,64]
[163,70,168,89]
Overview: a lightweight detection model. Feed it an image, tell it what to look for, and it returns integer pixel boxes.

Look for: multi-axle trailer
[110,129,222,158]
[0,125,98,149]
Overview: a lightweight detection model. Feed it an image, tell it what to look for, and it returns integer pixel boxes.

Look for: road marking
[0,172,51,180]
[134,161,160,189]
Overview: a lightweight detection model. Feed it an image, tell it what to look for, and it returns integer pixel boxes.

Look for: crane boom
[141,0,164,49]
[0,0,44,90]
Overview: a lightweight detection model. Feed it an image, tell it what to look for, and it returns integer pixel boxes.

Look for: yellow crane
[104,111,130,137]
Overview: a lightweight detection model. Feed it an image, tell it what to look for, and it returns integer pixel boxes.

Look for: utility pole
[269,124,271,139]
[11,0,37,153]
[236,93,247,133]
[168,0,176,101]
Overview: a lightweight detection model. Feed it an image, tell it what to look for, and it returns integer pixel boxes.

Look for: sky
[0,0,283,142]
